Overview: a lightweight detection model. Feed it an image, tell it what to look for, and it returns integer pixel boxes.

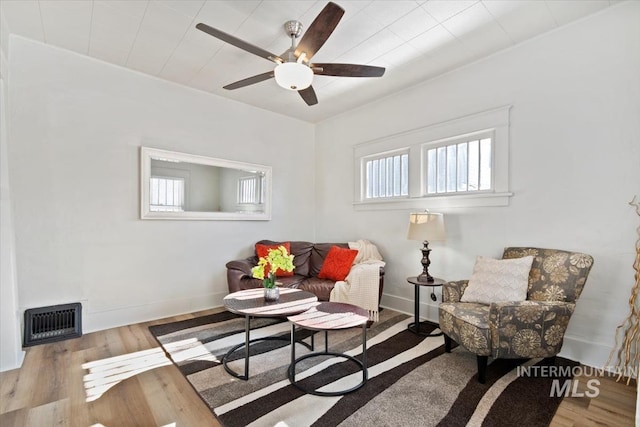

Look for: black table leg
[408,285,443,337]
[243,315,250,378]
[224,316,313,381]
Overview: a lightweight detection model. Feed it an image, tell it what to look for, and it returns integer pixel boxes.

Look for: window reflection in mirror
[141,147,271,220]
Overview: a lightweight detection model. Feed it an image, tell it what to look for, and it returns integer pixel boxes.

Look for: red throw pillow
[255,242,293,277]
[318,246,359,281]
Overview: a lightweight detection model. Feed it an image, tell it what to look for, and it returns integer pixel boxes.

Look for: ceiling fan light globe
[274,62,313,91]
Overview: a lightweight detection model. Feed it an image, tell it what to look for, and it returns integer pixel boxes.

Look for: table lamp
[407,211,446,282]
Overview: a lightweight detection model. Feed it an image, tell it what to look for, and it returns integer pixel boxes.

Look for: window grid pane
[427,149,436,194]
[468,140,479,191]
[238,176,263,204]
[457,142,468,191]
[479,138,492,190]
[401,154,409,196]
[150,177,184,212]
[393,155,401,196]
[446,145,457,192]
[436,146,446,193]
[425,136,492,195]
[364,152,409,199]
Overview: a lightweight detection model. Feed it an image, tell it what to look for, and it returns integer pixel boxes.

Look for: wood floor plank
[0,408,28,426]
[0,369,21,414]
[0,307,634,427]
[25,398,69,427]
[550,374,637,427]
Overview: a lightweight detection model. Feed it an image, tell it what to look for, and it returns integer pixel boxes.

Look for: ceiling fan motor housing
[284,20,304,39]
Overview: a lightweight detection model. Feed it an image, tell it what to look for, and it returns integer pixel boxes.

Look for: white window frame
[423,130,495,196]
[237,175,265,205]
[353,106,512,210]
[361,149,409,200]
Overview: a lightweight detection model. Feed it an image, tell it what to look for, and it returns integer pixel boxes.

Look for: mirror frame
[140,146,272,220]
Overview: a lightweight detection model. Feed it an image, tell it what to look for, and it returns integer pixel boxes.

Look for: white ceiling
[0,0,618,123]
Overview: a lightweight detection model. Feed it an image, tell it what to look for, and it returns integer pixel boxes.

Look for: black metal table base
[288,326,367,396]
[408,279,443,337]
[223,315,314,380]
[407,321,443,337]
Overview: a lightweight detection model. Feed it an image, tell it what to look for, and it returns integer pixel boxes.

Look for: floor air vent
[24,303,82,347]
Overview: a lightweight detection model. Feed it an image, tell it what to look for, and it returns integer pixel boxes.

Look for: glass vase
[264,286,279,301]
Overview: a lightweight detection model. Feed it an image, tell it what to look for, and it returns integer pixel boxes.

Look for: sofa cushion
[297,277,335,301]
[255,242,293,277]
[257,240,313,277]
[318,246,359,281]
[273,274,306,289]
[309,242,349,277]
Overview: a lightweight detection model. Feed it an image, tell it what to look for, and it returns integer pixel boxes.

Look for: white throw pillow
[460,255,534,304]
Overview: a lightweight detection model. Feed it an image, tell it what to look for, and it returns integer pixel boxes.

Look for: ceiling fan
[195,2,385,106]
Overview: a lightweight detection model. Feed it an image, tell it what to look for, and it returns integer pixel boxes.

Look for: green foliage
[251,245,295,288]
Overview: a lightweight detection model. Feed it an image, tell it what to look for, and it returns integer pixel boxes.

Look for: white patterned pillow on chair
[460,255,534,304]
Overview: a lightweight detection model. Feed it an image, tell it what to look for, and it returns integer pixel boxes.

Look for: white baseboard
[381,293,440,323]
[381,292,616,370]
[558,335,617,369]
[0,349,24,373]
[83,292,226,333]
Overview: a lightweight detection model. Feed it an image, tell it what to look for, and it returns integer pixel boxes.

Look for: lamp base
[417,241,434,283]
[417,272,434,283]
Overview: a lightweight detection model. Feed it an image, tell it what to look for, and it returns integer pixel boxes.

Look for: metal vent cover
[23,302,82,347]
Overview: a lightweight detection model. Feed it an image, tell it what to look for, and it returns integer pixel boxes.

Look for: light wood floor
[0,308,636,427]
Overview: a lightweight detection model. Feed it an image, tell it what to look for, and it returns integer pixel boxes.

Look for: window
[425,133,493,195]
[363,151,409,199]
[150,176,184,212]
[353,106,511,209]
[238,175,264,204]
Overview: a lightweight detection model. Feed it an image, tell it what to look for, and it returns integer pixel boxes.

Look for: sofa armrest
[226,258,257,276]
[226,257,258,293]
[442,280,469,302]
[489,300,576,359]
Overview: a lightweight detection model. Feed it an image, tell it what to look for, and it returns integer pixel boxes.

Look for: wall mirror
[140,147,271,220]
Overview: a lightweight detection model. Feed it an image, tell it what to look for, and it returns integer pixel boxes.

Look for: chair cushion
[461,256,534,304]
[502,247,594,302]
[439,302,491,356]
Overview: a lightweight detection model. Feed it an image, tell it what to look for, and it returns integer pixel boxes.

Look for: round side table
[222,288,318,380]
[287,302,369,396]
[407,276,446,337]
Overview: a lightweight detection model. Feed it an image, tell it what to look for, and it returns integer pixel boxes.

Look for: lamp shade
[407,212,446,242]
[273,62,313,91]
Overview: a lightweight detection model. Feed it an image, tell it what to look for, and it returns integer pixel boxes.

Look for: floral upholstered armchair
[438,247,594,383]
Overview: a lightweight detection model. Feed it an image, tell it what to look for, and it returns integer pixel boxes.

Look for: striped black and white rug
[149,309,575,427]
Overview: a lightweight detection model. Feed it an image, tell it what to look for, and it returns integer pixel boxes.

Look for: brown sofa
[226,240,385,302]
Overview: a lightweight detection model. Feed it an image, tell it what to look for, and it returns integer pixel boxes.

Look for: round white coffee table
[287,302,369,396]
[223,288,318,380]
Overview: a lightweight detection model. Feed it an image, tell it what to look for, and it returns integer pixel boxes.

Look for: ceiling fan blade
[294,2,344,61]
[298,86,318,106]
[196,23,283,63]
[223,71,275,90]
[312,63,386,77]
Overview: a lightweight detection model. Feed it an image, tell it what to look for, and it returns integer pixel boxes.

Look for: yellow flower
[251,246,295,288]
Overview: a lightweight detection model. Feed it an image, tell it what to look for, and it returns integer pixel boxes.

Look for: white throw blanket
[330,240,385,322]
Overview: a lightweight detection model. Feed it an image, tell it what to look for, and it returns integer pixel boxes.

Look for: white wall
[6,36,316,336]
[1,70,25,371]
[315,2,640,369]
